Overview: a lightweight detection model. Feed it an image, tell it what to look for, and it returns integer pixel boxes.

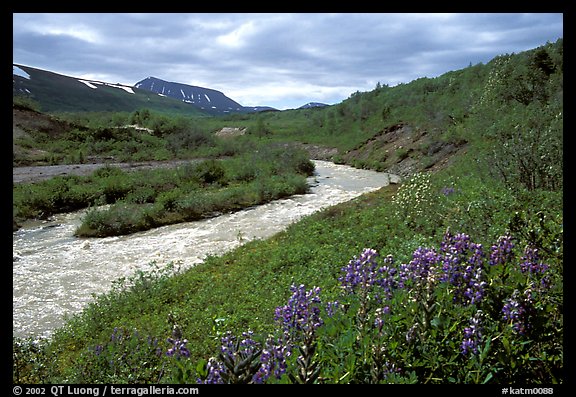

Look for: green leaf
[502,336,510,355]
[480,338,491,361]
[482,372,494,384]
[195,358,208,378]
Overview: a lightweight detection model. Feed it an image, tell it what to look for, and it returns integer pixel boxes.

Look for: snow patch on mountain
[13,66,30,80]
[115,85,135,94]
[78,80,98,89]
[78,79,135,94]
[298,102,329,109]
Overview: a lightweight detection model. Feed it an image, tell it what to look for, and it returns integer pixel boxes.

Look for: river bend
[13,161,399,339]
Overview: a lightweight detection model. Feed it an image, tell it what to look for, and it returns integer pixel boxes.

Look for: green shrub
[191,160,227,186]
[13,95,41,112]
[75,203,159,237]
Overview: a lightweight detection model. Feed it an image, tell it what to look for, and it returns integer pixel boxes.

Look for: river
[12,160,400,339]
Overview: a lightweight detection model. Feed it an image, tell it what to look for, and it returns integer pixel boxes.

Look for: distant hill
[135,76,277,115]
[12,64,208,116]
[298,102,329,109]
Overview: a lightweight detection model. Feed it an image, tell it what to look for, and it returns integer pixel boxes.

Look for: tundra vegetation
[13,147,314,237]
[13,40,562,384]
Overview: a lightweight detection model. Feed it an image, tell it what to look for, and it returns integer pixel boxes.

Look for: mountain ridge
[134,76,277,115]
[13,64,208,116]
[13,64,324,115]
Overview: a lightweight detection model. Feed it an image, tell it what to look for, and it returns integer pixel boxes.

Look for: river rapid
[13,160,399,339]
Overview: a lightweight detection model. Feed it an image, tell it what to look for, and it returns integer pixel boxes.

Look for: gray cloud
[13,13,563,110]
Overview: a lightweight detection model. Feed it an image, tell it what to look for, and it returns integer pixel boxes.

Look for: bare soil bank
[12,159,197,184]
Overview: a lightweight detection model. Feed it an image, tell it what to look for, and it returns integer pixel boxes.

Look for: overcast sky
[13,13,563,110]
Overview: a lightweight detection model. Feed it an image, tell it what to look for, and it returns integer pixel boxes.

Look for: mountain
[13,64,325,116]
[13,64,207,116]
[298,102,329,109]
[12,65,277,116]
[134,77,277,115]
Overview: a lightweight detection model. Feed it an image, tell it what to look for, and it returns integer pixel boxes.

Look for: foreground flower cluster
[185,230,561,384]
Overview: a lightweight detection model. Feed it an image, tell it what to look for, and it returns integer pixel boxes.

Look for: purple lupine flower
[440,232,487,305]
[340,249,400,304]
[253,337,291,383]
[197,357,225,384]
[441,231,472,256]
[274,284,324,384]
[339,248,382,293]
[489,234,515,266]
[166,337,190,358]
[374,306,390,332]
[520,246,549,274]
[110,327,119,342]
[461,310,483,355]
[252,351,272,384]
[540,275,552,290]
[325,300,341,318]
[374,316,385,331]
[398,246,440,291]
[441,186,455,196]
[274,284,324,341]
[502,297,521,321]
[405,324,418,344]
[94,344,103,356]
[220,330,259,360]
[166,324,190,358]
[375,264,398,301]
[462,266,488,305]
[502,288,535,335]
[146,336,162,357]
[502,297,526,334]
[198,330,269,384]
[381,361,403,379]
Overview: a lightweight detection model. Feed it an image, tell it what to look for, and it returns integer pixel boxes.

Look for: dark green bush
[191,160,227,186]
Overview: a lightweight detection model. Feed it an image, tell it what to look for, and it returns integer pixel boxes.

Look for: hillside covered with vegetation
[13,39,563,384]
[13,64,210,115]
